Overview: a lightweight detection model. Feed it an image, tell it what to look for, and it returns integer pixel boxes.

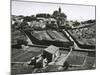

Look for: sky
[12,0,95,21]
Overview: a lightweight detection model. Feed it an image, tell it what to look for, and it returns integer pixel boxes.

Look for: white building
[42,45,60,63]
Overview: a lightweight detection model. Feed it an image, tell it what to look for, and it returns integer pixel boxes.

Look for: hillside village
[11,7,96,75]
[11,7,96,46]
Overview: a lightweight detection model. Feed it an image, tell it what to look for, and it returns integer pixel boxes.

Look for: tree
[86,20,96,23]
[73,21,80,27]
[17,39,28,46]
[62,60,70,70]
[18,15,24,18]
[60,13,67,18]
[23,16,36,22]
[36,13,51,18]
[52,11,59,18]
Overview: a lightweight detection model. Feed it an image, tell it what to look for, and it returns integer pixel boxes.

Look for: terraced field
[11,47,43,75]
[11,27,95,75]
[68,24,96,46]
[11,48,42,62]
[31,30,69,42]
[46,30,69,42]
[11,63,33,75]
[11,47,95,75]
[32,31,53,40]
[67,55,85,65]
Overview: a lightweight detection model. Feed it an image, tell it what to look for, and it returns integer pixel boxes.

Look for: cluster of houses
[11,7,69,30]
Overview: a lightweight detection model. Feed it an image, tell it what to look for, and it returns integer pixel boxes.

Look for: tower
[59,7,61,13]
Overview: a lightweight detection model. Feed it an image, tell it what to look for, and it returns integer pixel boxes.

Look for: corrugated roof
[44,45,59,54]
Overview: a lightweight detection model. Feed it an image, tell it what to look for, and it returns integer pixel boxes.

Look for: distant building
[52,7,67,27]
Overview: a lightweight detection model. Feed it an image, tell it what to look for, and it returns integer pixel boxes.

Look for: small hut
[42,45,60,63]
